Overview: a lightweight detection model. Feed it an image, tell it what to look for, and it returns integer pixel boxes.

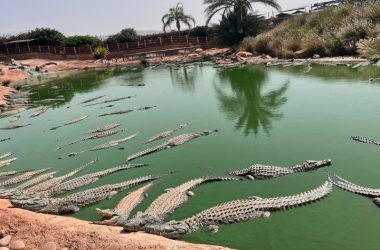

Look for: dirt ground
[0,199,229,250]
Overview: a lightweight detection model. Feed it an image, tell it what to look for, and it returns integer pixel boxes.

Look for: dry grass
[240,1,380,58]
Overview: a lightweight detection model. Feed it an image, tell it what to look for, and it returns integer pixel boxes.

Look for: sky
[1,0,317,36]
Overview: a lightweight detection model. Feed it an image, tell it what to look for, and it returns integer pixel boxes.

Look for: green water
[2,64,380,250]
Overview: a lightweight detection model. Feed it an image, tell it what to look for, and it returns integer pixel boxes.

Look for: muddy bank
[0,199,228,250]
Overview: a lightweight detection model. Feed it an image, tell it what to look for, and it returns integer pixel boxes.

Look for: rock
[294,49,309,58]
[376,61,380,67]
[8,240,25,250]
[41,242,57,250]
[187,191,195,197]
[236,51,252,58]
[187,53,198,58]
[61,248,69,250]
[0,247,10,250]
[177,50,186,55]
[0,235,11,247]
[194,48,204,54]
[313,54,320,59]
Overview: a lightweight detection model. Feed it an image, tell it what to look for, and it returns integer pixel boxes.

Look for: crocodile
[121,176,237,231]
[0,138,11,143]
[30,106,48,118]
[127,130,218,161]
[84,96,137,107]
[0,123,31,130]
[95,182,154,225]
[58,130,126,149]
[25,158,98,193]
[68,133,139,157]
[44,163,146,197]
[329,174,380,207]
[350,136,380,146]
[0,152,12,160]
[0,171,19,179]
[11,175,160,214]
[0,169,49,187]
[0,157,17,168]
[79,95,105,105]
[138,106,157,111]
[142,124,188,144]
[144,180,333,238]
[98,110,134,117]
[86,123,121,134]
[15,171,56,191]
[50,115,89,130]
[227,159,332,180]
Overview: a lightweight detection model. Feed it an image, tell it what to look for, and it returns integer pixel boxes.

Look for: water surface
[2,64,380,250]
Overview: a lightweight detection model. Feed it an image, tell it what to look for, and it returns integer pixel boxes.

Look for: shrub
[15,28,65,45]
[357,36,380,57]
[301,34,327,56]
[283,39,302,52]
[248,34,272,54]
[65,35,102,47]
[189,26,209,37]
[105,28,138,44]
[93,47,109,59]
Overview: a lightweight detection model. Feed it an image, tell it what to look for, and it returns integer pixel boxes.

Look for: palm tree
[162,3,196,33]
[203,0,281,26]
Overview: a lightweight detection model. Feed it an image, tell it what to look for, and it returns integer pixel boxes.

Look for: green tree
[64,35,102,47]
[162,3,196,33]
[105,28,138,44]
[204,0,280,26]
[16,28,65,45]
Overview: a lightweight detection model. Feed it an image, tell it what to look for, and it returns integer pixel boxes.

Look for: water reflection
[215,67,289,136]
[169,66,199,93]
[29,69,128,108]
[276,64,380,82]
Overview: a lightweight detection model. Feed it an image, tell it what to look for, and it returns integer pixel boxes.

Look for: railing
[0,36,213,57]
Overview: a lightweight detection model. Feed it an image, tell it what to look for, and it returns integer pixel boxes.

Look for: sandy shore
[0,199,229,250]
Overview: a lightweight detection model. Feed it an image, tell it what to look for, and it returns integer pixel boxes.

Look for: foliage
[64,35,102,47]
[162,3,195,32]
[14,28,65,45]
[211,8,265,46]
[93,47,109,59]
[203,0,281,26]
[105,28,138,44]
[239,1,380,58]
[357,36,380,57]
[189,26,209,37]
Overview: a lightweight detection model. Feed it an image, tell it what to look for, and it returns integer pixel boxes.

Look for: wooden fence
[0,36,213,59]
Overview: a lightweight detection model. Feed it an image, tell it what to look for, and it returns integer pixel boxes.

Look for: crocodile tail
[329,174,380,197]
[127,143,170,161]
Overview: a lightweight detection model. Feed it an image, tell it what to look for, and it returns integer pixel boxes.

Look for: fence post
[144,40,146,48]
[197,37,200,45]
[106,44,109,51]
[159,37,162,46]
[126,42,129,49]
[5,44,9,54]
[54,47,57,54]
[48,46,50,53]
[63,46,66,54]
[27,41,31,53]
[74,47,77,55]
[89,46,93,53]
[38,45,41,53]
[171,36,173,44]
[17,44,21,53]
[186,35,189,45]
[206,37,209,45]
[117,43,120,50]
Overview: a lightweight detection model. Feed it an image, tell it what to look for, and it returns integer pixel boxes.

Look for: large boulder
[236,51,253,58]
[294,49,310,59]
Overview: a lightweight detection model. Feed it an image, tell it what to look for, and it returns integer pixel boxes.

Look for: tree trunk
[177,20,181,37]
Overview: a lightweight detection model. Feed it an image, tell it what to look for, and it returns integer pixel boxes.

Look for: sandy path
[0,199,229,250]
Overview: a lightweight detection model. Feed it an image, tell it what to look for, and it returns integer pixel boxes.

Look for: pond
[2,63,380,250]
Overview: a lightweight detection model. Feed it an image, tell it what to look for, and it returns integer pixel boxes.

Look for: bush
[65,35,102,47]
[93,47,109,59]
[15,28,65,45]
[105,28,138,44]
[357,36,380,57]
[239,1,380,58]
[189,26,209,37]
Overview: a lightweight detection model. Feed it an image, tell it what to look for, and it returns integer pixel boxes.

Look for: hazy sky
[1,0,316,36]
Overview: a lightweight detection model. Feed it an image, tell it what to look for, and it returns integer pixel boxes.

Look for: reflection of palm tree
[214,67,288,135]
[169,66,199,93]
